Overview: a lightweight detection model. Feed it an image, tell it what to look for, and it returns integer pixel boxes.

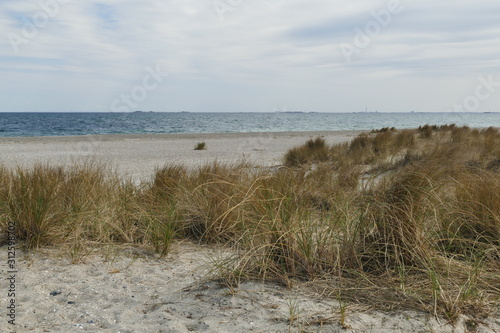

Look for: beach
[1,131,499,333]
[5,244,498,333]
[0,131,361,182]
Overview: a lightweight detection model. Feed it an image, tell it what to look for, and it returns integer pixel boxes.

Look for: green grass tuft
[194,142,206,150]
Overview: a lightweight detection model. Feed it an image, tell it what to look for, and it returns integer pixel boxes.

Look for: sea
[0,112,499,137]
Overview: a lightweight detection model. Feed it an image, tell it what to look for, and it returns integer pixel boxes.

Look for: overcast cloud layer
[1,0,500,112]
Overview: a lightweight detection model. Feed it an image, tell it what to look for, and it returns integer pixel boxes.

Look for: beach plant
[208,125,500,319]
[145,213,176,256]
[283,136,329,166]
[286,295,302,330]
[336,291,350,330]
[1,165,65,248]
[194,141,206,150]
[0,124,499,321]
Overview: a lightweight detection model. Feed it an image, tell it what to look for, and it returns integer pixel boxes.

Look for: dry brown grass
[283,136,330,167]
[0,125,499,320]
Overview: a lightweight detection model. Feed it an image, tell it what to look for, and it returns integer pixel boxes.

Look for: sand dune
[1,131,499,332]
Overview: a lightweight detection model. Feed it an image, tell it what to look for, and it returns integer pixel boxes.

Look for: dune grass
[194,142,206,150]
[0,125,499,320]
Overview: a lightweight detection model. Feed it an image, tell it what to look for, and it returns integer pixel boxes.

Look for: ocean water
[0,112,499,137]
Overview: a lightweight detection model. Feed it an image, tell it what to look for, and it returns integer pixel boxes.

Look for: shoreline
[0,129,363,141]
[0,130,363,181]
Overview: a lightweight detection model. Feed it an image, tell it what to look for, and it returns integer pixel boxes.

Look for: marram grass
[0,125,499,320]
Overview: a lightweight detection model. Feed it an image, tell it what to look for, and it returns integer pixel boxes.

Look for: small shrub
[194,142,206,150]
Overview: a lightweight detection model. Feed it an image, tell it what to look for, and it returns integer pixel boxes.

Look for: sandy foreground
[3,244,499,333]
[0,131,499,333]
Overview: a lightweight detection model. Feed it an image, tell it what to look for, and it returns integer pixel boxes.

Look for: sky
[1,0,500,113]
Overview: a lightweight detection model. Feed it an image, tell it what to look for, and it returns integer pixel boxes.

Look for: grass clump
[212,125,500,320]
[194,142,206,150]
[283,136,329,167]
[0,125,499,321]
[2,165,66,248]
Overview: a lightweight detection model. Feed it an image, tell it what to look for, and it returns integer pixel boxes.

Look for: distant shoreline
[0,130,363,142]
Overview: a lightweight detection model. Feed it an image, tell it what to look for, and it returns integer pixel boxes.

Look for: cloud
[1,0,500,112]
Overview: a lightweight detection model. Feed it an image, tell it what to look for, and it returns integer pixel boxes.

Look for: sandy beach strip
[0,131,362,181]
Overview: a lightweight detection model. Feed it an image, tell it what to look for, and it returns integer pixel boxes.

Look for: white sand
[1,244,498,333]
[0,131,499,332]
[0,131,361,182]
